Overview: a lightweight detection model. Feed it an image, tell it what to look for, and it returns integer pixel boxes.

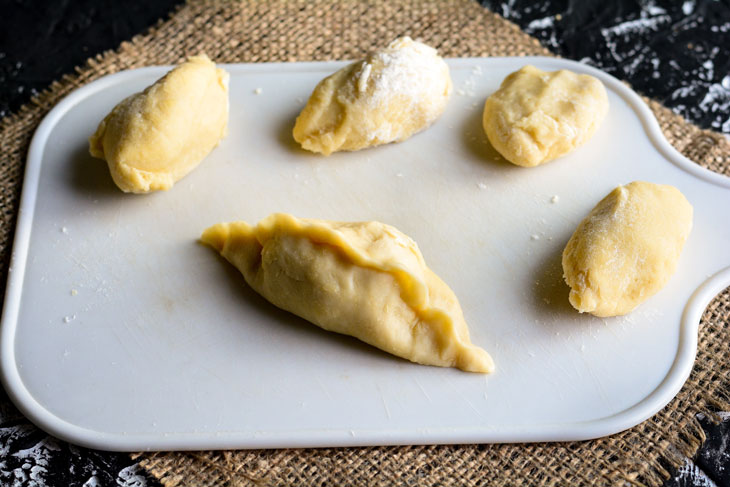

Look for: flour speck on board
[457,65,483,97]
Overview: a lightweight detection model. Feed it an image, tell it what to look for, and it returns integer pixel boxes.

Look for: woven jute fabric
[1,1,728,486]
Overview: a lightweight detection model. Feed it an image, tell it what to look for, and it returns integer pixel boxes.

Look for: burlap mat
[1,1,728,485]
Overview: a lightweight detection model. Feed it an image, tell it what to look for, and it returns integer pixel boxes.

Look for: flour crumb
[357,63,372,92]
[396,172,404,178]
[62,314,76,324]
[551,195,559,203]
[531,234,540,241]
[70,289,78,296]
[253,88,262,95]
[477,182,487,189]
[61,226,69,234]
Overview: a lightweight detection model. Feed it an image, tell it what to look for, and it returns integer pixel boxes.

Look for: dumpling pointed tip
[200,223,230,252]
[458,346,495,374]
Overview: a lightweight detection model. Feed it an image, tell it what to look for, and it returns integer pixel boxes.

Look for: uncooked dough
[482,65,608,167]
[89,55,229,193]
[201,213,494,373]
[292,37,452,155]
[562,182,693,317]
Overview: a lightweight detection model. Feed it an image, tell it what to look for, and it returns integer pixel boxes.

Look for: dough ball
[89,55,229,193]
[562,182,693,317]
[293,37,452,155]
[201,213,493,373]
[483,65,608,167]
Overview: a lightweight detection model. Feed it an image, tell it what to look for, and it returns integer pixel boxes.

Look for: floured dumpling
[89,55,229,193]
[293,37,452,155]
[483,65,608,167]
[201,214,493,373]
[562,182,692,317]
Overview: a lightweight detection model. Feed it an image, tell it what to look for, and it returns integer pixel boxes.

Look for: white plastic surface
[2,58,729,452]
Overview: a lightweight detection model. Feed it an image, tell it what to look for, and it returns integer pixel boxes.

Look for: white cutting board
[2,58,729,452]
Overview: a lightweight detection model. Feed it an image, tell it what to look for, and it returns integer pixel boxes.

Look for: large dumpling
[89,55,229,193]
[201,214,493,373]
[292,37,452,155]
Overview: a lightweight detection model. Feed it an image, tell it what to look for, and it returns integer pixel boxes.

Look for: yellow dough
[562,182,693,317]
[482,65,608,167]
[89,55,229,193]
[292,37,452,155]
[201,214,494,373]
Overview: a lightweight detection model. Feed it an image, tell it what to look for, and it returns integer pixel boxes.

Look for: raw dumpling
[201,214,493,373]
[293,37,452,155]
[482,65,608,167]
[562,182,693,317]
[89,55,229,193]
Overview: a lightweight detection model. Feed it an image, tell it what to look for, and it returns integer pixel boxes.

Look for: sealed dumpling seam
[202,214,494,373]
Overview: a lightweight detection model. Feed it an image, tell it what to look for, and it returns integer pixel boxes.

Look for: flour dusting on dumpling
[293,37,452,155]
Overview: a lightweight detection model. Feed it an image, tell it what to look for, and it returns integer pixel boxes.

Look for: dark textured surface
[0,1,728,486]
[481,0,730,135]
[0,2,178,486]
[0,0,184,118]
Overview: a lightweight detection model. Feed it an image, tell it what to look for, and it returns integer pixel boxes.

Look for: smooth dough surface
[562,182,693,317]
[483,65,608,167]
[89,55,229,193]
[292,37,452,155]
[201,214,494,373]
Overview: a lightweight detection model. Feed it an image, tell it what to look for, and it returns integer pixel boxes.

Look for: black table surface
[0,1,728,486]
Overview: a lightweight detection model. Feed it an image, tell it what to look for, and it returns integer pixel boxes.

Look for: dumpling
[89,55,229,193]
[483,65,608,167]
[293,37,452,155]
[201,214,493,373]
[562,182,692,317]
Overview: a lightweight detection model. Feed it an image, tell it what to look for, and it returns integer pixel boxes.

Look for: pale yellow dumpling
[89,55,229,193]
[293,37,452,155]
[483,65,608,167]
[562,182,692,317]
[201,214,493,373]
